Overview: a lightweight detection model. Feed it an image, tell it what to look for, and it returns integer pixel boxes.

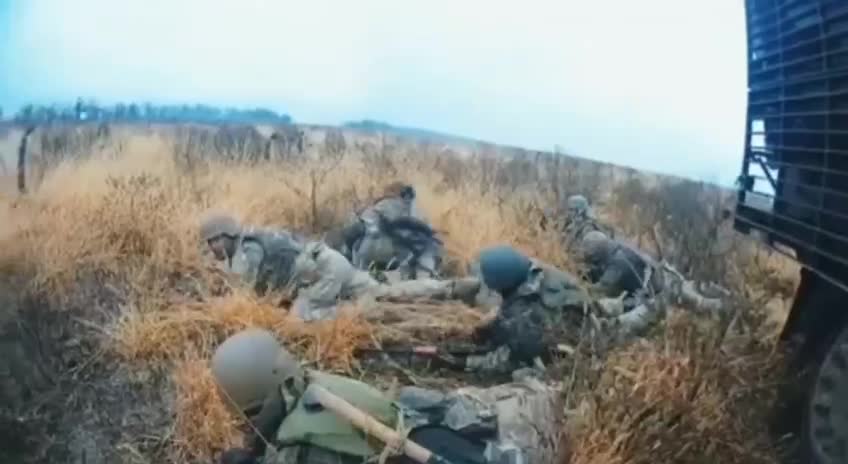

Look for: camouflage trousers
[259,379,563,464]
[368,277,480,303]
[292,277,482,322]
[594,270,726,336]
[464,345,514,374]
[353,233,441,280]
[399,378,564,464]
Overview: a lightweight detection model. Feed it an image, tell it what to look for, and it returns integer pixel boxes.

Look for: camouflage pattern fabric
[398,378,564,464]
[290,242,480,321]
[560,195,615,252]
[323,214,367,262]
[564,216,613,251]
[220,226,304,295]
[586,241,663,299]
[290,242,380,321]
[326,185,416,264]
[227,239,265,285]
[235,373,561,464]
[469,259,590,373]
[243,228,306,296]
[354,211,443,279]
[360,194,415,224]
[464,345,514,374]
[370,277,480,304]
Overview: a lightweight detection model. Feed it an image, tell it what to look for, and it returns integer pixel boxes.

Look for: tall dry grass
[0,125,798,463]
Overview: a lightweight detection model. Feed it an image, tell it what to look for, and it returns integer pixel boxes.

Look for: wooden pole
[308,384,450,464]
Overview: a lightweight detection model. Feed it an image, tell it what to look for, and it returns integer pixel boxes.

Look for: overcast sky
[0,0,747,185]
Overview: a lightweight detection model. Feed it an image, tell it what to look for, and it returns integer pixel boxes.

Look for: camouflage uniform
[353,214,443,279]
[579,231,724,334]
[360,183,418,224]
[322,216,365,263]
[200,213,305,296]
[562,194,614,251]
[238,227,306,296]
[350,184,443,279]
[213,329,562,464]
[289,241,479,321]
[580,231,664,299]
[466,246,591,374]
[398,378,563,464]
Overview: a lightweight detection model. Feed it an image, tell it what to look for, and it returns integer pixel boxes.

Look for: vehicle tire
[806,324,848,463]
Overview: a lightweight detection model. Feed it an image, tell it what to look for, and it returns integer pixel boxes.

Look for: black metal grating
[735,0,848,290]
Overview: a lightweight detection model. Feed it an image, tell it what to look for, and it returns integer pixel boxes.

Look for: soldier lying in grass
[200,212,305,297]
[212,328,562,464]
[578,230,726,335]
[287,241,479,321]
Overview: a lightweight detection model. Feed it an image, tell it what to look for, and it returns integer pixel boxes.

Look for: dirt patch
[0,274,175,464]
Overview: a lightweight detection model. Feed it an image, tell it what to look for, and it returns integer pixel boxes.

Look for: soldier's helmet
[211,328,303,412]
[477,245,532,294]
[580,230,614,263]
[200,213,241,242]
[566,195,589,215]
[382,181,416,201]
[399,184,415,201]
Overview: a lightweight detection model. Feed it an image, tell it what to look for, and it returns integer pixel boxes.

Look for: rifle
[355,344,491,369]
[356,343,576,370]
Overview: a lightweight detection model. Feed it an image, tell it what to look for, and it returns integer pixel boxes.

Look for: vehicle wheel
[807,324,848,463]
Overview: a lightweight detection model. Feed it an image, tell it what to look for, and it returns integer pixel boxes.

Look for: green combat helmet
[580,230,615,264]
[200,213,242,242]
[477,245,532,296]
[566,194,590,218]
[211,328,303,413]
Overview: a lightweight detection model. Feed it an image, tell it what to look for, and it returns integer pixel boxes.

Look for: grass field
[0,123,800,463]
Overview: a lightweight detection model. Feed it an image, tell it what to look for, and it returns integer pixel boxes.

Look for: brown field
[0,123,800,463]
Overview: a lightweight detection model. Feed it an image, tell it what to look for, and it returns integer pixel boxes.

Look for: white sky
[1,0,748,185]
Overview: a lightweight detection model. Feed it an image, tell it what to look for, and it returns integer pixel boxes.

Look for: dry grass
[566,311,786,464]
[172,355,244,463]
[0,125,799,463]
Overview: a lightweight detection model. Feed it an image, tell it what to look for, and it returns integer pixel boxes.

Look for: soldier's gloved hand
[219,448,258,464]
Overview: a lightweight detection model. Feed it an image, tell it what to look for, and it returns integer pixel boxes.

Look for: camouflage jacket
[477,259,590,364]
[359,195,414,224]
[230,227,305,296]
[564,216,615,251]
[290,242,380,321]
[589,243,664,299]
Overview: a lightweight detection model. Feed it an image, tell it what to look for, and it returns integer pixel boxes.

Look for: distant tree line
[9,98,293,125]
[344,119,395,131]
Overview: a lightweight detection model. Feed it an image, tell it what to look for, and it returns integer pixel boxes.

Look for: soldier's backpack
[242,229,304,296]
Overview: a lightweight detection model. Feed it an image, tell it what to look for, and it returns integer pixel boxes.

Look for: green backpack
[276,371,398,458]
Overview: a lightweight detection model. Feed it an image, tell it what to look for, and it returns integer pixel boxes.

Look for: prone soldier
[288,241,479,321]
[212,328,562,464]
[200,212,305,296]
[463,245,592,376]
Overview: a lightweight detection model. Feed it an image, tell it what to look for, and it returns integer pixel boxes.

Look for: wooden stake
[308,384,451,464]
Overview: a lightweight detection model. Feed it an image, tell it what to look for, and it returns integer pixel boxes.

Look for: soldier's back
[241,227,304,295]
[606,243,661,295]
